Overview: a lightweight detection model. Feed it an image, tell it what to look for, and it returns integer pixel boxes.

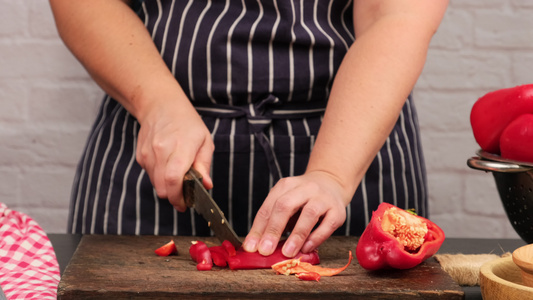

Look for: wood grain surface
[57,235,464,299]
[480,255,533,300]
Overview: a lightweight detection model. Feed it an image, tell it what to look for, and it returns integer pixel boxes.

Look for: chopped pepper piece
[154,240,178,257]
[208,245,228,267]
[356,203,445,270]
[272,251,352,277]
[189,241,213,271]
[222,240,237,257]
[295,272,321,282]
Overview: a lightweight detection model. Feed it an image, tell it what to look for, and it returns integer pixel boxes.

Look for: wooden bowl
[513,244,533,288]
[480,255,533,300]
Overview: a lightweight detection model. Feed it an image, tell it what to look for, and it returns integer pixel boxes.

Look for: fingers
[149,138,176,200]
[281,202,326,257]
[192,138,215,190]
[164,151,189,212]
[243,181,298,255]
[244,174,348,258]
[135,112,214,211]
[293,206,345,254]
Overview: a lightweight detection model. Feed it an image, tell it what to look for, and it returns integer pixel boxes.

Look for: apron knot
[194,96,326,183]
[246,95,281,134]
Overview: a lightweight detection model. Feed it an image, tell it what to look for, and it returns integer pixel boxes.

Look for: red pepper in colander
[499,114,533,163]
[470,84,533,155]
[356,203,445,271]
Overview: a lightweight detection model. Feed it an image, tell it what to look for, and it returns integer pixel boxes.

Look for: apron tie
[195,96,327,182]
[245,95,283,182]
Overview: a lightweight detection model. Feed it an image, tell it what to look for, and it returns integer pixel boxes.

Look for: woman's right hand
[136,99,214,212]
[50,0,214,211]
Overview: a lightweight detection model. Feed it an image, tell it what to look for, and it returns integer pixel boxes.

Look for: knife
[183,168,242,248]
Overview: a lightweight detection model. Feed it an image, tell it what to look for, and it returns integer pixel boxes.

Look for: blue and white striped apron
[68,0,427,237]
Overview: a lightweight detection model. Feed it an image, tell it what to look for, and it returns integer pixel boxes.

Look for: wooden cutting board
[57,235,463,299]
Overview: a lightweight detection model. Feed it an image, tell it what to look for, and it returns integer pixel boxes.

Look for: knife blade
[183,168,242,248]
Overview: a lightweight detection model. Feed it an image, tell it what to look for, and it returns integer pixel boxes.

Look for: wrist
[303,168,358,206]
[129,81,192,124]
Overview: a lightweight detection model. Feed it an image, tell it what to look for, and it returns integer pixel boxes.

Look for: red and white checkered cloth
[0,203,60,300]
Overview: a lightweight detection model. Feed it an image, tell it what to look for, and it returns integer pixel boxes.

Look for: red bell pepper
[154,240,178,257]
[470,84,533,154]
[500,114,533,163]
[356,203,445,271]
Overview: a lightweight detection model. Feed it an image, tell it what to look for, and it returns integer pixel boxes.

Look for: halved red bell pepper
[470,84,533,154]
[356,203,445,271]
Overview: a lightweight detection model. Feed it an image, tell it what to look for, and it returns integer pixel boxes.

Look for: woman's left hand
[242,171,350,257]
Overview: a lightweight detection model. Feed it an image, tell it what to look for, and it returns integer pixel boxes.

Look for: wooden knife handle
[183,168,203,208]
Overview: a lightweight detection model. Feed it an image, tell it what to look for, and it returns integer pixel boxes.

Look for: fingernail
[259,239,274,255]
[243,238,258,252]
[302,240,314,253]
[282,241,297,258]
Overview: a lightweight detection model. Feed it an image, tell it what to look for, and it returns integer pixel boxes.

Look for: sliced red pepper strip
[355,202,445,271]
[188,240,320,271]
[227,241,320,270]
[189,241,213,271]
[272,251,352,277]
[154,240,178,257]
[295,272,321,282]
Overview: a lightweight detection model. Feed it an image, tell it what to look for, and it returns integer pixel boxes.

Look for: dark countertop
[49,234,526,300]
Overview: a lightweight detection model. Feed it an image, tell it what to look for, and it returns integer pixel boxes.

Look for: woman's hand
[243,171,350,257]
[136,100,214,212]
[50,0,215,210]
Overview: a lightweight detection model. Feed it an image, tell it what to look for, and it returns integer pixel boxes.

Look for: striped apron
[68,0,427,237]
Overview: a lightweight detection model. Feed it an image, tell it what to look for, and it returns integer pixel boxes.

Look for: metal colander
[467,150,533,244]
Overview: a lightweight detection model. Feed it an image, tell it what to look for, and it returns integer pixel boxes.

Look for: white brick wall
[0,0,101,233]
[0,1,528,239]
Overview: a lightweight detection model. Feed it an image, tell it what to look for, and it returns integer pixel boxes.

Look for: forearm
[307,11,442,201]
[49,0,191,122]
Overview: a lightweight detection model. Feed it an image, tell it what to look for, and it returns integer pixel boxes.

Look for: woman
[49,0,448,258]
